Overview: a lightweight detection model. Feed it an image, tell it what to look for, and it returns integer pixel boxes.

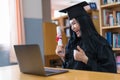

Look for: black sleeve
[87,45,117,73]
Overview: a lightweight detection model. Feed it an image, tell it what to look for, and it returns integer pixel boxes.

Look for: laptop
[14,44,68,76]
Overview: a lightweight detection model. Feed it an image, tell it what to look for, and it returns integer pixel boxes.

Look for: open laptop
[14,44,68,76]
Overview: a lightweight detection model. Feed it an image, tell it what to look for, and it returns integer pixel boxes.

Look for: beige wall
[42,0,51,22]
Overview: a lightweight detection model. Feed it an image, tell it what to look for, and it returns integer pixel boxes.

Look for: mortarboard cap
[59,1,89,20]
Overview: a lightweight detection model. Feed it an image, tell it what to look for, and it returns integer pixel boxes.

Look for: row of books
[52,18,70,27]
[116,55,120,64]
[105,32,120,48]
[103,0,120,4]
[103,10,120,26]
[115,54,120,71]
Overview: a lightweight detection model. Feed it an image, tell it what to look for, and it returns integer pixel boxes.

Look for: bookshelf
[43,22,62,67]
[99,0,120,73]
[52,15,68,30]
[52,10,100,45]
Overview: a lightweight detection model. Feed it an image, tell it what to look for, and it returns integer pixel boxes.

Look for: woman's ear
[83,5,91,12]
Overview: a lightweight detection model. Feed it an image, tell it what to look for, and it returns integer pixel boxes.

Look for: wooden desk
[0,65,120,80]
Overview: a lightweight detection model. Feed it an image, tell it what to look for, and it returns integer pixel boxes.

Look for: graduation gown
[63,37,117,73]
[62,15,117,73]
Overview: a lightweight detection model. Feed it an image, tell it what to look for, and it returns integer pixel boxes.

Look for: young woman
[55,1,117,73]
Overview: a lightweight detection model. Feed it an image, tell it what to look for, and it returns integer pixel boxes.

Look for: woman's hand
[73,46,88,64]
[55,45,65,58]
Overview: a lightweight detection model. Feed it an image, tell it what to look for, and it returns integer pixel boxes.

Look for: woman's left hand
[73,46,88,64]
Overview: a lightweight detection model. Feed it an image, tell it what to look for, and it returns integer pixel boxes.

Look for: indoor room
[0,0,120,80]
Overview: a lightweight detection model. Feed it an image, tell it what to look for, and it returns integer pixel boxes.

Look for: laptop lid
[14,44,68,76]
[14,44,46,76]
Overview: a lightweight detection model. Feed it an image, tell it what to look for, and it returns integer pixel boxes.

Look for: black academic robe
[63,36,117,73]
[62,12,117,73]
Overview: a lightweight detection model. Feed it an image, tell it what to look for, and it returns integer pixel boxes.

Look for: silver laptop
[14,44,68,76]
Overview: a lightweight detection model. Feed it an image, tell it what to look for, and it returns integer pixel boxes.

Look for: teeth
[76,31,79,33]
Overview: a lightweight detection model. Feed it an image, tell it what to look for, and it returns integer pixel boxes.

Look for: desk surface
[0,65,120,80]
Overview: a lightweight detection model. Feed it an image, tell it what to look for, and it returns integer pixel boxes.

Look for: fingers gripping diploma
[55,45,65,62]
[74,46,88,64]
[55,45,65,57]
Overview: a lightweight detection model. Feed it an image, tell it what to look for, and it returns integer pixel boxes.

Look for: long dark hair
[66,13,110,54]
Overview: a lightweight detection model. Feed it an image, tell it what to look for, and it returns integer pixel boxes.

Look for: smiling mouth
[75,30,81,37]
[75,31,80,34]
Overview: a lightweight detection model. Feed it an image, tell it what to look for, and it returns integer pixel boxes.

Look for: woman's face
[70,18,81,37]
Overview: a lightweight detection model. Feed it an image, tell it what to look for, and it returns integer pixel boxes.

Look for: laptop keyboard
[45,71,56,74]
[44,68,68,75]
[45,68,64,73]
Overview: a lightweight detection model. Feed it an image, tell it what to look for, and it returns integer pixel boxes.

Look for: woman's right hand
[55,45,65,58]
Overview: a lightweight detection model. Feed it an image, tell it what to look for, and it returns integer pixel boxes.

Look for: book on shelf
[64,18,70,38]
[113,10,117,26]
[105,32,120,48]
[103,9,120,26]
[113,33,118,48]
[103,9,112,26]
[109,14,114,26]
[102,0,120,4]
[112,33,120,48]
[105,32,113,46]
[116,54,120,72]
[116,11,120,26]
[65,18,70,27]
